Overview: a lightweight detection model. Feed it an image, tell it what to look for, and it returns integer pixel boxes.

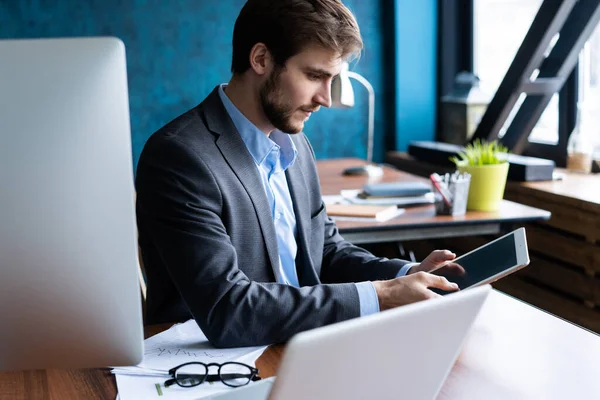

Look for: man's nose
[314,82,332,108]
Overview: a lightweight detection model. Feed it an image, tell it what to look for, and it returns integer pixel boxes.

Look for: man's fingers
[424,249,456,264]
[435,275,459,291]
[426,290,443,299]
[417,272,459,291]
[445,262,466,275]
[433,249,456,261]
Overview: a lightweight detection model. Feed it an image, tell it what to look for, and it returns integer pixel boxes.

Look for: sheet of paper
[322,194,352,205]
[139,320,266,371]
[114,320,268,400]
[116,349,266,400]
[116,374,239,400]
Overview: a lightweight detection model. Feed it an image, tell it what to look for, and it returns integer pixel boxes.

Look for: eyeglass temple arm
[164,378,178,387]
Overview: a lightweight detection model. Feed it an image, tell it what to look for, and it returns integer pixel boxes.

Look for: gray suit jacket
[136,86,409,347]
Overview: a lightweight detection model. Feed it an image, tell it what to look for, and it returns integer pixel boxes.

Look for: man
[136,0,458,348]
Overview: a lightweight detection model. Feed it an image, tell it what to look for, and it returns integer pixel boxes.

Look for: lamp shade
[331,62,355,108]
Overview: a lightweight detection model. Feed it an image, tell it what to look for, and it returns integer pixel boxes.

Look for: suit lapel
[286,141,320,286]
[201,88,282,282]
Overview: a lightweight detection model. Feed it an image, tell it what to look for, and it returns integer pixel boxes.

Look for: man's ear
[248,43,273,76]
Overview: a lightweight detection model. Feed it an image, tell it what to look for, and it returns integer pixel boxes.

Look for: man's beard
[259,67,305,134]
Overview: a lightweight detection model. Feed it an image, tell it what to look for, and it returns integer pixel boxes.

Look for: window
[580,22,600,102]
[579,23,600,160]
[474,0,559,145]
[440,0,599,165]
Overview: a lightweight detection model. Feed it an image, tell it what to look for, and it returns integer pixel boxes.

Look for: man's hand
[408,249,456,274]
[372,272,459,311]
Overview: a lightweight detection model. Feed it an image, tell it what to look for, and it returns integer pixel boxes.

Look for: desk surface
[2,290,599,399]
[253,290,600,400]
[511,168,600,212]
[318,158,551,243]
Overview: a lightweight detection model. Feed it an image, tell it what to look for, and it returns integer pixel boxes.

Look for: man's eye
[308,74,320,81]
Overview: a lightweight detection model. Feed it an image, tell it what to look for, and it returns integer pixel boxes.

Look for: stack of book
[323,181,435,222]
[325,203,402,222]
[340,181,435,207]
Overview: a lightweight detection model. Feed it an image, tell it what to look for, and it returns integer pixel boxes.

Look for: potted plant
[450,139,510,211]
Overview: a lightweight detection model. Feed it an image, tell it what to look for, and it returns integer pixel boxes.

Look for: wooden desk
[499,169,600,333]
[318,158,551,244]
[3,290,599,399]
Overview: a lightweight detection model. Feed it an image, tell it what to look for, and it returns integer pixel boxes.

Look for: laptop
[208,285,491,400]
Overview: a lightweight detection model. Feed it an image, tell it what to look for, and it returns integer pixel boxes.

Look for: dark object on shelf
[408,141,555,182]
[439,72,489,145]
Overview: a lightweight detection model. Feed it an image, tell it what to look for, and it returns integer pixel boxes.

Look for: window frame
[437,0,577,167]
[436,0,474,136]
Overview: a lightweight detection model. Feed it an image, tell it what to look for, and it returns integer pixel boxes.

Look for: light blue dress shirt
[218,85,413,316]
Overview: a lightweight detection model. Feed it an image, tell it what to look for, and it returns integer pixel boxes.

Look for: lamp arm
[347,71,375,164]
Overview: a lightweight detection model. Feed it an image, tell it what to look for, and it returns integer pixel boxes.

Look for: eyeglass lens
[175,363,208,387]
[219,362,254,387]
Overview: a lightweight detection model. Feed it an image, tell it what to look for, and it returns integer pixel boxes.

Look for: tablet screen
[431,233,518,292]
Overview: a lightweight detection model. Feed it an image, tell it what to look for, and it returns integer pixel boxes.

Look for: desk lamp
[331,62,383,177]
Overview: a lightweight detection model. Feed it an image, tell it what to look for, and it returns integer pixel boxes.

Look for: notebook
[325,204,401,222]
[340,189,436,207]
[362,181,432,197]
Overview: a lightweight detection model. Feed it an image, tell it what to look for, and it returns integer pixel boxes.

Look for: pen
[429,174,452,208]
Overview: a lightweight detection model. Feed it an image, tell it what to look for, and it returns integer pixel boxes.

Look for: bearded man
[136,0,458,348]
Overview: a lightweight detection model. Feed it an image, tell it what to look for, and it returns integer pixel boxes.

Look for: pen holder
[432,173,471,216]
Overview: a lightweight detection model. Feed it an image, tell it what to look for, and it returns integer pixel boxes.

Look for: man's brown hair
[231,0,363,74]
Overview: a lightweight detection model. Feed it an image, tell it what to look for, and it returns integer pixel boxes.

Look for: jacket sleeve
[136,135,361,348]
[297,135,410,284]
[319,211,410,283]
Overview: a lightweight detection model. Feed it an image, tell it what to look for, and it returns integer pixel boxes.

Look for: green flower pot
[457,162,509,211]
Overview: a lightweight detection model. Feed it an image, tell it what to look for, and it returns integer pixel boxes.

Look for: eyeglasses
[164,361,261,388]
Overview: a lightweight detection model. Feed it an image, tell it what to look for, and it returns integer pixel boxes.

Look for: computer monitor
[0,37,143,370]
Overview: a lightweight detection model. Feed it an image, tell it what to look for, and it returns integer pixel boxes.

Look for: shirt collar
[218,84,297,171]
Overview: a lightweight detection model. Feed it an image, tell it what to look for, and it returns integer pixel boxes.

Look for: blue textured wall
[0,1,436,168]
[395,0,437,150]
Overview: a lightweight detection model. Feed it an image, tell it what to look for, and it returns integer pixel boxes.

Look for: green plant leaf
[449,139,509,166]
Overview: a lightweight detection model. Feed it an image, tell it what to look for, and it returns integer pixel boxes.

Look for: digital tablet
[430,228,530,294]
